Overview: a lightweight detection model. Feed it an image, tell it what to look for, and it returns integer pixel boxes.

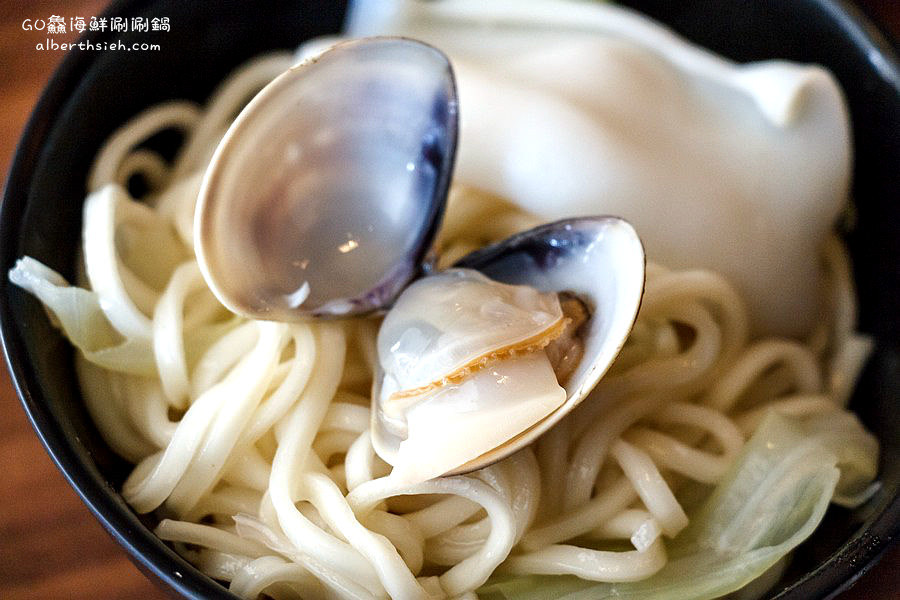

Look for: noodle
[7,11,881,600]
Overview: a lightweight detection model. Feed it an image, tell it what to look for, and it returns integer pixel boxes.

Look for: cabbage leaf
[480,409,877,599]
[9,256,156,375]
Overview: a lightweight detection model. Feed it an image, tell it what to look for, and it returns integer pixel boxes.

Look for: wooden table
[1,1,897,599]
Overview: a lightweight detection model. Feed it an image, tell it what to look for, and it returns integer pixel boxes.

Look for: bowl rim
[0,1,897,599]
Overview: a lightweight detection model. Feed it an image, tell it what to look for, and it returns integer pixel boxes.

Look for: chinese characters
[23,15,171,33]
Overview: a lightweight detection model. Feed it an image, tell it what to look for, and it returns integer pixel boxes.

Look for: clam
[372,217,646,484]
[195,37,457,321]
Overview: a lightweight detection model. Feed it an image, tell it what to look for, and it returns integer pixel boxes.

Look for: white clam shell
[195,38,457,321]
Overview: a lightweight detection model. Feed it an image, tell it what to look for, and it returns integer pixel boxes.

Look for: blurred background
[0,1,897,599]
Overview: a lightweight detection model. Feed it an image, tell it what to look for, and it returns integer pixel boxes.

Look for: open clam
[372,217,646,483]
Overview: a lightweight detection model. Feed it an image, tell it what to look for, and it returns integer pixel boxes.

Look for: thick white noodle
[153,261,205,408]
[229,555,329,600]
[520,476,637,551]
[83,186,160,339]
[610,438,689,537]
[88,101,200,193]
[588,509,662,552]
[500,537,667,582]
[348,474,518,597]
[704,339,823,413]
[114,148,170,195]
[76,355,157,462]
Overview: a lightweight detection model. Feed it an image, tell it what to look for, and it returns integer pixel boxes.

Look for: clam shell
[195,38,458,321]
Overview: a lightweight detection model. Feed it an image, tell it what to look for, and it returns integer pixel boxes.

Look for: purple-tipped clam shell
[196,37,458,321]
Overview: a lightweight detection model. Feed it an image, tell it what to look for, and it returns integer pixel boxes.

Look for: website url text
[36,39,161,51]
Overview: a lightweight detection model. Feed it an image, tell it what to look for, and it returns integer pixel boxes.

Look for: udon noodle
[9,4,880,600]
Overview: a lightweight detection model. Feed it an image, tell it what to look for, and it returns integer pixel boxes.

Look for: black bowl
[1,1,897,599]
